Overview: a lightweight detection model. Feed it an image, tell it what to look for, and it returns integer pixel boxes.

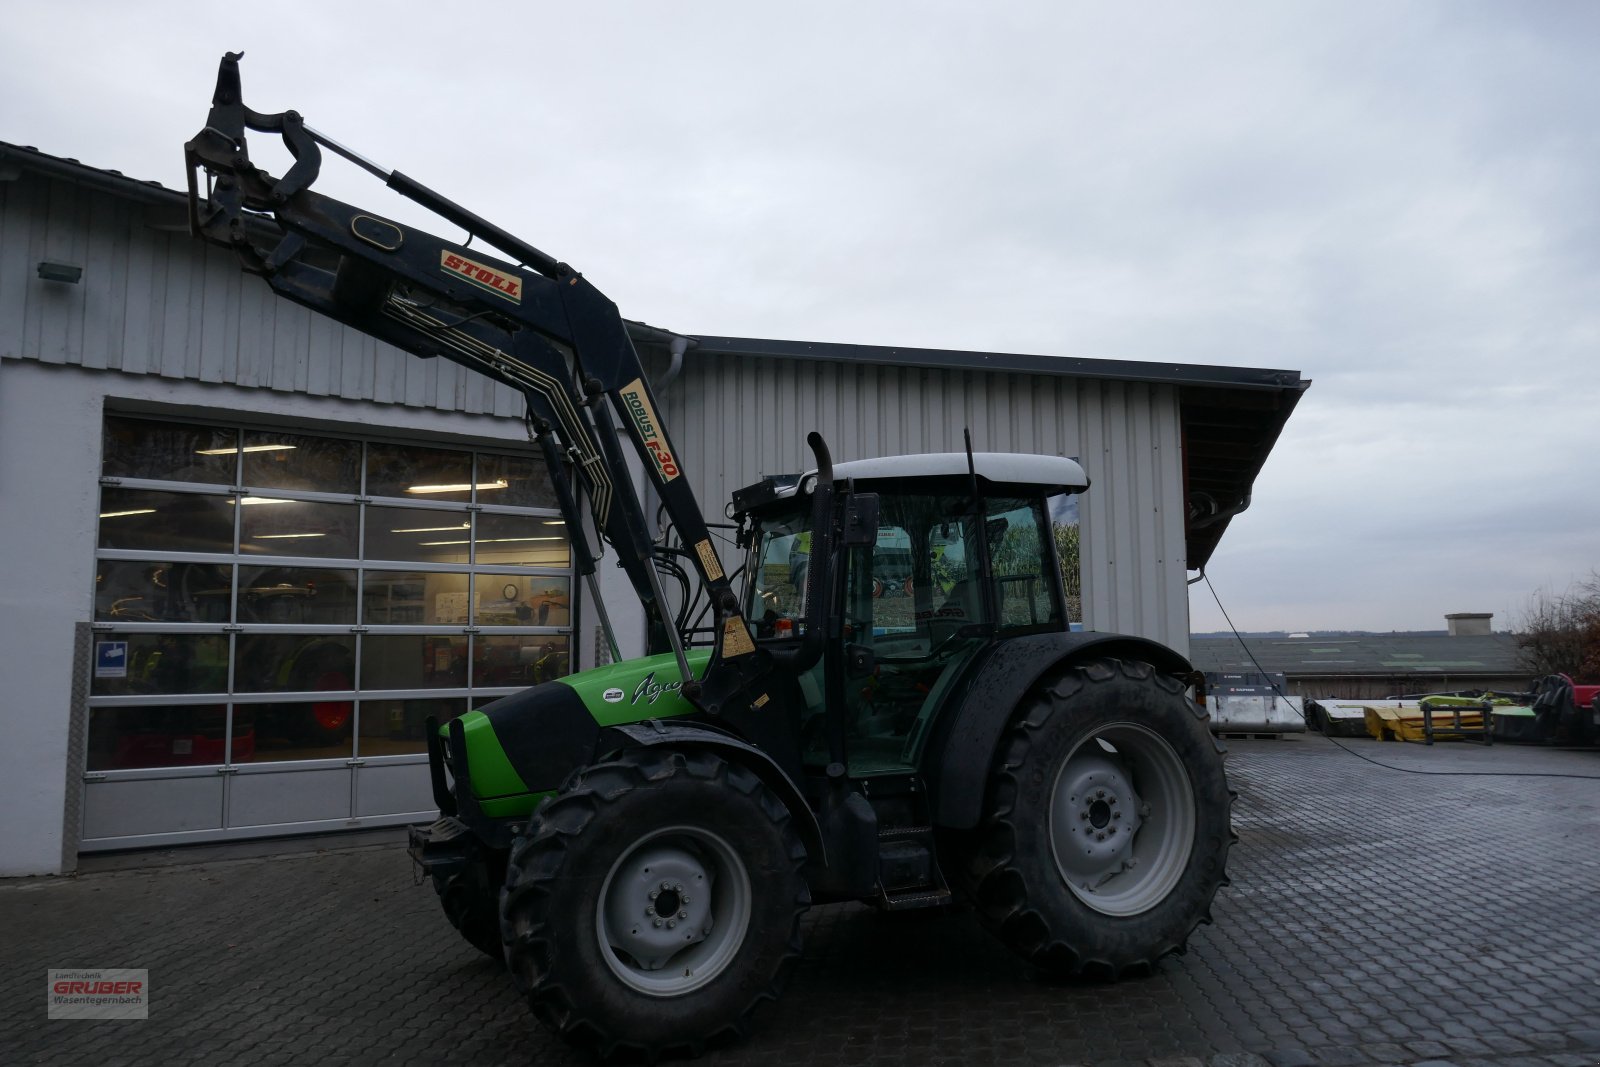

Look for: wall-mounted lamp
[37,261,82,284]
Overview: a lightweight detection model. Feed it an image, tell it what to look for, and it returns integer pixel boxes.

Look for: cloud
[3,1,1596,634]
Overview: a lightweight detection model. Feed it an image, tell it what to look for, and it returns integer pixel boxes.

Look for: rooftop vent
[1444,612,1492,637]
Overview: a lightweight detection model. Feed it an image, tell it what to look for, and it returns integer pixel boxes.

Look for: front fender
[604,720,826,865]
[926,631,1192,829]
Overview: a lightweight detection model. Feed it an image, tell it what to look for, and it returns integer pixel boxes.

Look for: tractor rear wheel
[501,749,809,1059]
[964,658,1232,978]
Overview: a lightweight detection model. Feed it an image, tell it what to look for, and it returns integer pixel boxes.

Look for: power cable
[1201,571,1600,781]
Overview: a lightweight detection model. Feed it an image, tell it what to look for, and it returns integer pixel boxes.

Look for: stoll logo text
[47,968,149,1020]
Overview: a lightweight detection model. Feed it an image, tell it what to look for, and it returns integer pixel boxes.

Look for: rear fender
[925,631,1193,829]
[603,721,826,866]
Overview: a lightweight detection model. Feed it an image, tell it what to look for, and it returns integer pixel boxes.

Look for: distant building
[1190,615,1525,700]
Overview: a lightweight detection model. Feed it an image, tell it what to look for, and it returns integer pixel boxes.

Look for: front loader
[184,54,1234,1059]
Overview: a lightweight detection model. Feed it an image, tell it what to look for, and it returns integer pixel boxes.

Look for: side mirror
[841,493,879,547]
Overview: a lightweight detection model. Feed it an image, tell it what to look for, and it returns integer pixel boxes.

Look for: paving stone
[1,738,1597,1066]
[1407,1041,1455,1059]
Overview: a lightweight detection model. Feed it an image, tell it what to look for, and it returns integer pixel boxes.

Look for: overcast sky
[3,2,1597,634]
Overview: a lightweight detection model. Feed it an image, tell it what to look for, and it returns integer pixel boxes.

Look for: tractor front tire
[501,749,809,1059]
[430,852,506,963]
[965,658,1233,979]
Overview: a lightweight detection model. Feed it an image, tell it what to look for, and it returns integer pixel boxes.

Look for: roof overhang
[681,335,1309,570]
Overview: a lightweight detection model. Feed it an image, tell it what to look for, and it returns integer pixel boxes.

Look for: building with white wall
[0,141,1307,876]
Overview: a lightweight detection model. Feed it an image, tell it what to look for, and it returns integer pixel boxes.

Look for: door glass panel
[475,513,571,567]
[232,634,356,694]
[358,698,468,756]
[366,442,473,502]
[102,415,237,484]
[90,634,230,696]
[364,505,472,564]
[475,634,570,687]
[241,430,361,494]
[362,570,470,625]
[236,566,358,624]
[87,705,230,770]
[361,635,468,690]
[475,574,570,627]
[98,489,234,553]
[235,701,353,762]
[476,453,556,508]
[238,498,358,558]
[95,561,233,623]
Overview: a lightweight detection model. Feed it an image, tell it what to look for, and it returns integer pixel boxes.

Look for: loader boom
[184,51,790,724]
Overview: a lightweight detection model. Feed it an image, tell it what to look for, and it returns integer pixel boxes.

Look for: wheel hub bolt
[666,920,677,929]
[653,919,663,928]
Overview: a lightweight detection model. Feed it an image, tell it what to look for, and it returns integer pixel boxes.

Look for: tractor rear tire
[963,658,1232,979]
[501,749,809,1059]
[430,853,506,963]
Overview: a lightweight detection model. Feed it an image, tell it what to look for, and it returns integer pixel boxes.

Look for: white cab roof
[828,452,1088,492]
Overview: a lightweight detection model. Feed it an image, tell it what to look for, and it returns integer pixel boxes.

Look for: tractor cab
[736,453,1088,778]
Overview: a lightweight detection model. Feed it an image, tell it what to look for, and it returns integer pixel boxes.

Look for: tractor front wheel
[430,852,506,963]
[965,658,1233,979]
[501,749,809,1058]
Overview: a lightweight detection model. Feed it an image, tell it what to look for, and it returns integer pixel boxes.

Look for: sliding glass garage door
[81,414,574,850]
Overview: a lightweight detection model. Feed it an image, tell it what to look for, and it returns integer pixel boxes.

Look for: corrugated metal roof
[1190,634,1523,676]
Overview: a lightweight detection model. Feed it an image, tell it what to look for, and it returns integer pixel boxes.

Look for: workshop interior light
[37,261,83,284]
[418,536,563,546]
[195,444,298,455]
[406,479,509,495]
[390,523,471,534]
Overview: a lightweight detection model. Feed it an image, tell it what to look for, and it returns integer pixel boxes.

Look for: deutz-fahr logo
[619,378,681,482]
[440,250,522,303]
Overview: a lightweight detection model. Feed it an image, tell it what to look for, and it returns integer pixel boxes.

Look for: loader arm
[183,51,777,721]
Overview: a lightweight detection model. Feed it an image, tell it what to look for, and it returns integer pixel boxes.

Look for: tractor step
[874,826,952,911]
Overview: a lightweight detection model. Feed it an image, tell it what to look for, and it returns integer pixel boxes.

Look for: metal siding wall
[660,355,1191,654]
[1,173,524,419]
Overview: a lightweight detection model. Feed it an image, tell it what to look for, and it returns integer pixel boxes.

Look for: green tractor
[184,53,1232,1059]
[420,451,1232,1058]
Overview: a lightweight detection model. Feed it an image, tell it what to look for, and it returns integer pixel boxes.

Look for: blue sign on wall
[94,640,129,679]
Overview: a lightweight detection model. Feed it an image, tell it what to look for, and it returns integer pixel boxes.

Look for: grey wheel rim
[1048,722,1196,916]
[596,825,752,996]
